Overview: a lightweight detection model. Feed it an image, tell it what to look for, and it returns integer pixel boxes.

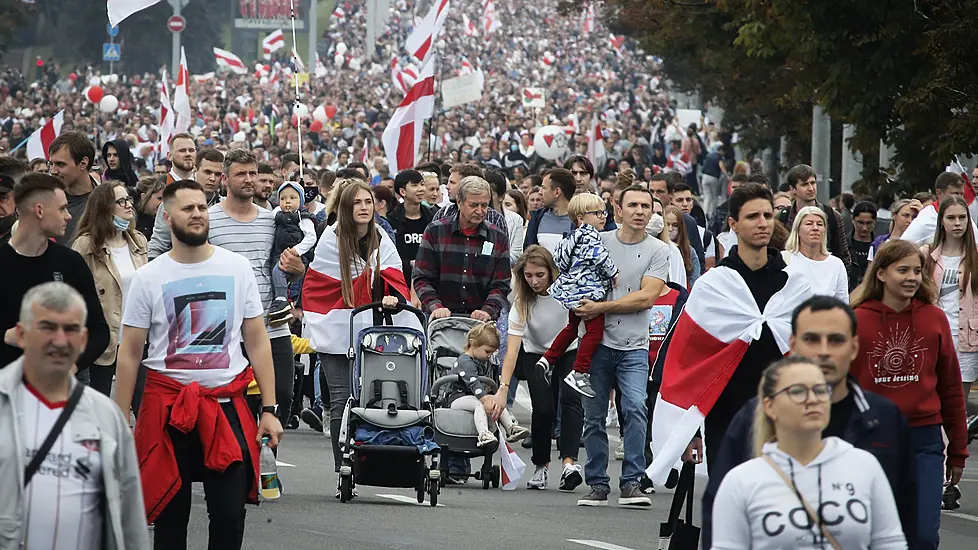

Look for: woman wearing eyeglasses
[71,181,148,396]
[711,356,907,550]
[851,239,968,549]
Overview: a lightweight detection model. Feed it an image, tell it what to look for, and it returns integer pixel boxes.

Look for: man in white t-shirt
[672,183,716,271]
[901,172,975,245]
[114,180,283,550]
[0,282,149,549]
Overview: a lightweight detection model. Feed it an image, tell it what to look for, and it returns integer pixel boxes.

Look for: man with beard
[101,138,139,187]
[254,163,276,210]
[114,179,283,550]
[166,133,197,184]
[47,131,98,245]
[148,149,223,260]
[700,296,917,548]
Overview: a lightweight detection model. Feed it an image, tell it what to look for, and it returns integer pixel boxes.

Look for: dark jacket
[386,202,435,235]
[523,207,617,249]
[701,379,918,549]
[443,353,493,406]
[101,139,138,188]
[708,199,730,239]
[272,209,314,257]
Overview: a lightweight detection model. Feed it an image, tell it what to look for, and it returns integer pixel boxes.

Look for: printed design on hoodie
[869,322,925,387]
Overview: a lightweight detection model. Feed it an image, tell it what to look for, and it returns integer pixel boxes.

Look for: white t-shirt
[938,255,962,337]
[697,225,716,259]
[718,230,737,258]
[109,243,137,342]
[783,251,850,303]
[122,246,264,388]
[665,241,688,288]
[508,294,580,355]
[20,383,103,550]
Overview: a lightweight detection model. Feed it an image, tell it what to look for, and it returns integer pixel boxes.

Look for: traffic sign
[107,24,119,37]
[103,43,122,62]
[167,15,186,33]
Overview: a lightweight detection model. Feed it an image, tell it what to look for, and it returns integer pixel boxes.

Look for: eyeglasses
[585,210,608,218]
[769,383,832,404]
[115,197,134,207]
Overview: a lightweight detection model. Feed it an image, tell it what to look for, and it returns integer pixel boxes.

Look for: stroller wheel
[417,463,427,503]
[429,480,439,506]
[491,465,501,489]
[339,475,353,503]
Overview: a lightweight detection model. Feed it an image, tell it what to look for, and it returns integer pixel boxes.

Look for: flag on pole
[482,0,502,37]
[498,430,526,490]
[262,29,286,59]
[382,57,436,173]
[158,71,175,158]
[609,34,625,52]
[292,48,306,73]
[314,52,328,77]
[646,268,811,485]
[172,47,192,134]
[582,4,596,33]
[460,57,474,75]
[301,225,419,354]
[946,156,978,220]
[462,13,477,37]
[107,0,161,26]
[404,0,450,62]
[213,48,248,75]
[586,114,605,166]
[26,110,64,161]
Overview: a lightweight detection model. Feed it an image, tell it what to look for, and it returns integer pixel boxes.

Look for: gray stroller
[336,303,441,505]
[427,316,502,490]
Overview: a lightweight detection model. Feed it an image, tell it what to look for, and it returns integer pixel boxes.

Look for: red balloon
[68,72,78,81]
[324,105,337,119]
[309,120,323,133]
[87,85,104,104]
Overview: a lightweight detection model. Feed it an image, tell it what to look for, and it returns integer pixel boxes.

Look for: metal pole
[170,0,182,80]
[841,124,861,193]
[811,105,832,205]
[289,0,304,180]
[110,34,115,75]
[426,56,441,162]
[308,0,318,71]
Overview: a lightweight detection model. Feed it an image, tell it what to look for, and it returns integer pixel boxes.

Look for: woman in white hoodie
[711,357,907,550]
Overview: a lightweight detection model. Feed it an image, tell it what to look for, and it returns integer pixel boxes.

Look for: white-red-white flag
[157,71,175,157]
[107,0,160,26]
[314,52,328,77]
[586,114,604,165]
[292,48,306,73]
[609,34,625,52]
[213,47,248,75]
[263,29,286,59]
[459,57,474,75]
[382,57,436,173]
[646,268,812,485]
[582,4,596,34]
[405,0,450,62]
[482,0,502,37]
[331,6,345,20]
[172,47,192,134]
[498,430,526,490]
[301,225,419,354]
[26,110,64,161]
[462,13,477,37]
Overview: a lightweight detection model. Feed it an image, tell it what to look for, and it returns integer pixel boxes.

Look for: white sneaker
[506,424,530,442]
[559,463,584,492]
[606,406,619,428]
[613,441,625,461]
[527,465,548,490]
[477,431,497,447]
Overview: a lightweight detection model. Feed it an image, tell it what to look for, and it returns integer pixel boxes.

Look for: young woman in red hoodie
[851,239,969,549]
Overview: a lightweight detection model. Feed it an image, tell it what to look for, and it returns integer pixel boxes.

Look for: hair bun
[616,168,635,187]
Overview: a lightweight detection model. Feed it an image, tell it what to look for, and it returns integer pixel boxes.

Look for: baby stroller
[337,302,441,505]
[427,316,502,490]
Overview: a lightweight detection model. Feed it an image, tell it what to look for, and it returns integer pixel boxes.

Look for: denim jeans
[582,345,649,489]
[272,264,303,301]
[910,424,944,549]
[311,360,323,410]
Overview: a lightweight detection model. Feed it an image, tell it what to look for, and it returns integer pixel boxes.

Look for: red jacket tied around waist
[136,368,259,523]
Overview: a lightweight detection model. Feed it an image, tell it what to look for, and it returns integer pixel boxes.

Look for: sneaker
[521,437,533,449]
[527,465,548,490]
[300,407,323,432]
[267,298,293,325]
[606,406,619,428]
[559,463,584,492]
[639,474,656,495]
[535,357,552,385]
[577,486,610,506]
[614,441,625,461]
[477,431,497,447]
[506,425,530,442]
[943,484,962,510]
[286,415,300,430]
[619,484,652,507]
[564,371,597,398]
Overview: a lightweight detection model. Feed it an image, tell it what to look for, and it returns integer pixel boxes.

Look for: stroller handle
[348,301,428,351]
[430,374,499,398]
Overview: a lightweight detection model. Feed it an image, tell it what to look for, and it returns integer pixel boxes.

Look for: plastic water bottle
[259,437,280,500]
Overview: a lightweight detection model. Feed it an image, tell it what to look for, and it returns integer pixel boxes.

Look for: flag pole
[289,0,304,182]
[426,55,441,162]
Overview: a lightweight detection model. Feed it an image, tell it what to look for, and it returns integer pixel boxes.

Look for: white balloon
[99,95,119,113]
[294,103,309,118]
[100,75,112,85]
[109,74,119,84]
[313,105,327,123]
[336,42,348,56]
[334,54,344,67]
[532,125,570,160]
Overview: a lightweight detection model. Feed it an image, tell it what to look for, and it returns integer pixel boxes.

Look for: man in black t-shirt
[385,170,434,304]
[849,201,876,286]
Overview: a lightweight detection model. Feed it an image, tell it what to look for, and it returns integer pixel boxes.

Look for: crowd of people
[0,1,976,549]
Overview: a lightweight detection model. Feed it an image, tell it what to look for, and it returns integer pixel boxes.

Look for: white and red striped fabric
[301,225,418,354]
[459,57,474,75]
[405,0,450,63]
[107,0,160,26]
[157,71,174,157]
[586,113,604,165]
[26,110,64,161]
[462,13,477,37]
[263,29,285,59]
[172,47,192,134]
[582,4,596,33]
[646,267,811,484]
[331,6,345,20]
[482,0,502,37]
[213,47,247,75]
[392,57,419,95]
[609,34,625,51]
[314,52,328,77]
[382,57,436,173]
[498,430,526,490]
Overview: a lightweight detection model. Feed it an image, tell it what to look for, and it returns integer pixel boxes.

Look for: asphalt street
[177,387,978,550]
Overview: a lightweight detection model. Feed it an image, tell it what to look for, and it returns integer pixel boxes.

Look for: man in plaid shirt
[413,176,511,323]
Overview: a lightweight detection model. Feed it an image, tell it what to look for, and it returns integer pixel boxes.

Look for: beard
[172,221,209,246]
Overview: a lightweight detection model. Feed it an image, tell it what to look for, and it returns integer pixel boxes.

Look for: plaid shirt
[413,215,511,319]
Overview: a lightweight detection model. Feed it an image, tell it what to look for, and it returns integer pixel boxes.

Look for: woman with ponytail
[712,357,906,549]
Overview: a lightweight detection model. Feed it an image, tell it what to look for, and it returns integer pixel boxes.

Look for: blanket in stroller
[354,424,441,455]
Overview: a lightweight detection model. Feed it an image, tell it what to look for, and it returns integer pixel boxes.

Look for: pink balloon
[325,105,337,119]
[86,85,104,104]
[309,120,323,133]
[68,72,78,81]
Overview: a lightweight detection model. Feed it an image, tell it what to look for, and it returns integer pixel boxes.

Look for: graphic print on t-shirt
[868,322,925,387]
[940,265,960,299]
[649,305,673,340]
[162,275,235,370]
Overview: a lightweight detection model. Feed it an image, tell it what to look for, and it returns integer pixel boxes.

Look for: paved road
[177,389,978,550]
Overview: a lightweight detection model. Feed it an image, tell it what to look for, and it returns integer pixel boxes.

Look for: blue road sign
[103,43,121,62]
[107,24,119,37]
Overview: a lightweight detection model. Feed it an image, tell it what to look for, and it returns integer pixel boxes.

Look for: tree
[0,0,34,54]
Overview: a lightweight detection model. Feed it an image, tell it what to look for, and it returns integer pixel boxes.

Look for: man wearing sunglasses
[701,295,918,548]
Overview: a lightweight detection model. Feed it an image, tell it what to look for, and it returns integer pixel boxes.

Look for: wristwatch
[499,382,510,388]
[261,405,279,416]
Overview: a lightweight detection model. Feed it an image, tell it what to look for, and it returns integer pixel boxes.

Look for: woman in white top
[783,206,849,303]
[712,357,907,550]
[71,181,148,396]
[492,245,585,491]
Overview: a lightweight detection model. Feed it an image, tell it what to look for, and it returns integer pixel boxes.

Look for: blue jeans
[582,345,649,489]
[311,359,323,411]
[272,264,304,300]
[910,425,944,549]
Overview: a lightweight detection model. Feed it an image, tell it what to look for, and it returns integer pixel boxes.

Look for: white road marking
[275,460,295,467]
[567,540,636,550]
[375,493,445,507]
[944,510,978,522]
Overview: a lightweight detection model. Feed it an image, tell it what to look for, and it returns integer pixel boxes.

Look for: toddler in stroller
[445,323,529,447]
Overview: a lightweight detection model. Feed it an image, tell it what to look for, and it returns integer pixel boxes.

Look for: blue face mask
[113,214,130,231]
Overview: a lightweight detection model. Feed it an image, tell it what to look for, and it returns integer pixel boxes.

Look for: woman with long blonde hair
[712,357,906,549]
[782,206,849,302]
[850,239,968,548]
